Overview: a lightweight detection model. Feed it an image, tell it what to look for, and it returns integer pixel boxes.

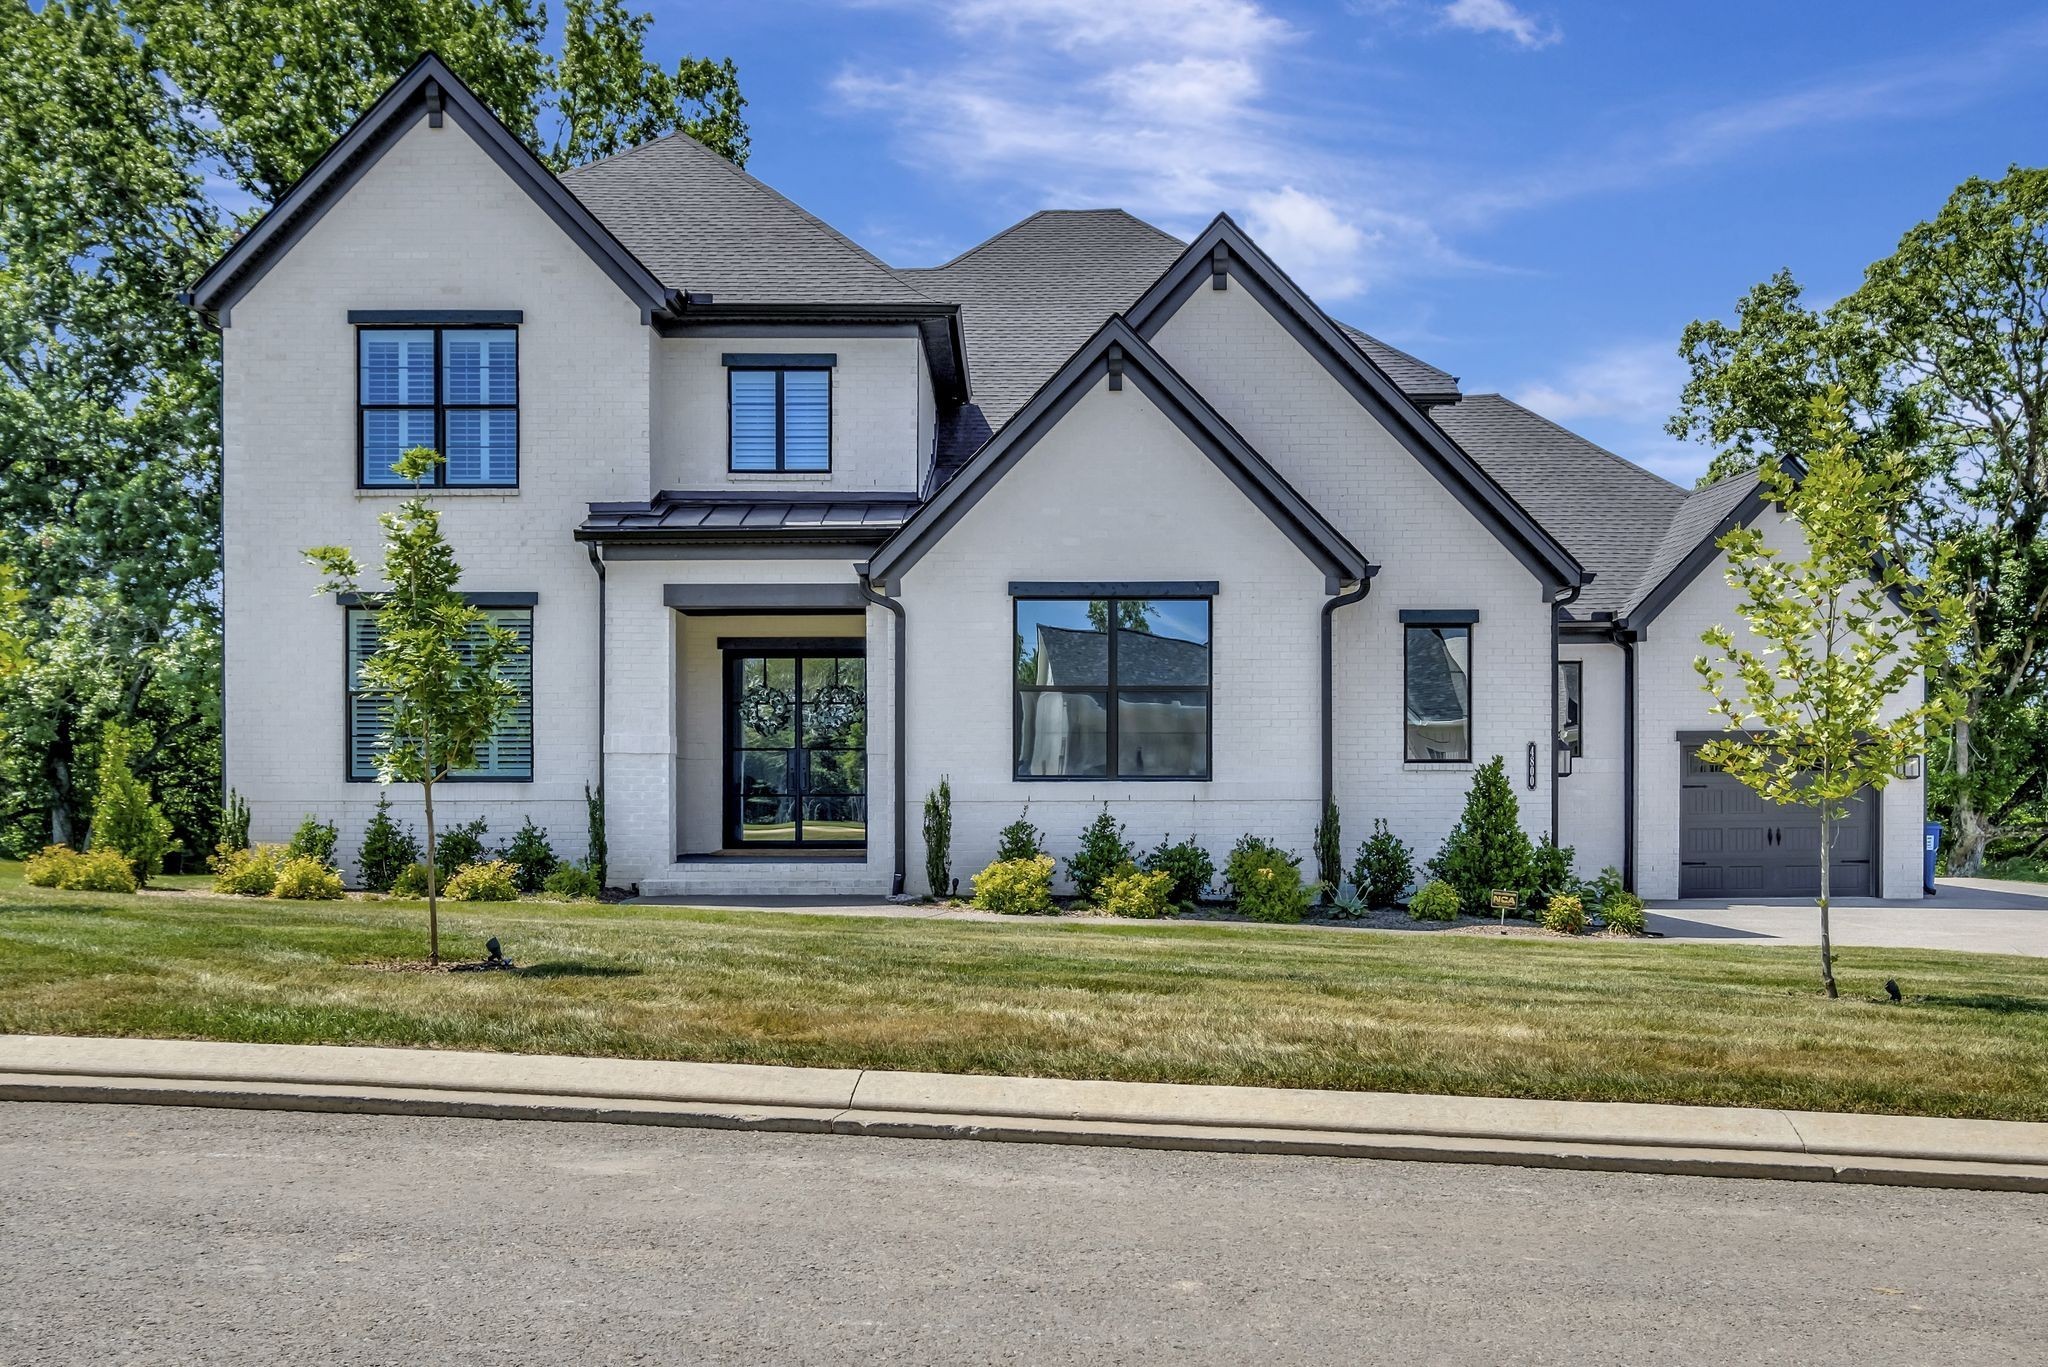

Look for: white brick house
[185,57,1927,902]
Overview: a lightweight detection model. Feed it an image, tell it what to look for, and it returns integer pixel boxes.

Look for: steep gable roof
[867,316,1368,589]
[184,54,670,323]
[1620,467,1769,624]
[1125,215,1587,594]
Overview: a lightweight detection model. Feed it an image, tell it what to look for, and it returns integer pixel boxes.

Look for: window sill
[1402,762,1475,773]
[355,487,520,498]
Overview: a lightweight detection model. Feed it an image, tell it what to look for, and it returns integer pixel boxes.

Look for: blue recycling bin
[1924,822,1942,894]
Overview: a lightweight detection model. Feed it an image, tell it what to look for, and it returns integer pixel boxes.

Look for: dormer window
[726,353,833,472]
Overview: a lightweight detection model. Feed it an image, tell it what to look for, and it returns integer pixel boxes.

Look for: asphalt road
[1,1103,2040,1365]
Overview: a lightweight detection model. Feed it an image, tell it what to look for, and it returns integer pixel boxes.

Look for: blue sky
[645,1,2048,485]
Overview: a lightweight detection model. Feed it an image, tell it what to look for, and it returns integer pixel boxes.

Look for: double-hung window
[1013,590,1212,780]
[359,326,518,486]
[1402,611,1475,763]
[1558,660,1583,758]
[727,354,832,472]
[347,605,534,780]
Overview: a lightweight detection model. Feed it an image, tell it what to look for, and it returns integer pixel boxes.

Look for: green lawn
[1984,856,2048,884]
[2,863,2045,1121]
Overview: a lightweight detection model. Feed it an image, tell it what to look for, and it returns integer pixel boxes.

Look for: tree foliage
[1671,165,2048,875]
[1694,394,1976,997]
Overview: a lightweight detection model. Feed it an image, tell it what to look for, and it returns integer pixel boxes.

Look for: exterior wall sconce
[1897,754,1923,780]
[1556,739,1574,779]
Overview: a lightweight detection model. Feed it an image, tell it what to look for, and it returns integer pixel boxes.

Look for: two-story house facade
[185,57,1927,902]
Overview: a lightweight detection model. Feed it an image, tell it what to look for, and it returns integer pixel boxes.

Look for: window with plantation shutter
[726,361,832,471]
[346,606,534,781]
[358,326,518,487]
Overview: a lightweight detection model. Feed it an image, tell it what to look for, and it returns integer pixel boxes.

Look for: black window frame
[725,356,834,473]
[344,601,535,783]
[1558,659,1583,758]
[356,323,520,490]
[1012,590,1214,783]
[1402,619,1474,765]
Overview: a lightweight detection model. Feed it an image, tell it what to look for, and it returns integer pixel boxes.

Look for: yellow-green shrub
[444,859,519,902]
[391,862,433,898]
[24,845,81,888]
[1538,892,1586,935]
[971,854,1056,915]
[213,844,287,897]
[273,855,345,900]
[1408,879,1462,922]
[1225,836,1309,923]
[1097,862,1175,918]
[1601,892,1647,935]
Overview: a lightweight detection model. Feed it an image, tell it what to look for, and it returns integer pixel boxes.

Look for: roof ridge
[906,207,1185,273]
[1470,393,1690,495]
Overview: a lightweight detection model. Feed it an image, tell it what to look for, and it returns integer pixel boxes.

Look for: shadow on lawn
[513,962,642,981]
[1915,993,2048,1016]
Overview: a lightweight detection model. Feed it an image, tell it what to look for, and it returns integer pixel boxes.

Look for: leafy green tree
[1672,166,2048,874]
[1695,395,1975,998]
[307,448,525,963]
[88,723,175,884]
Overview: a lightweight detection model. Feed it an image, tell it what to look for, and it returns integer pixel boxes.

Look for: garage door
[1679,745,1874,898]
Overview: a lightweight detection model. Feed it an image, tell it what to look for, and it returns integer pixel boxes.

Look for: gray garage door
[1679,746,1874,898]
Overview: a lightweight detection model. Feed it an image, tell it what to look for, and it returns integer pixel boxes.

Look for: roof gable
[184,54,670,323]
[1125,215,1588,594]
[866,316,1368,590]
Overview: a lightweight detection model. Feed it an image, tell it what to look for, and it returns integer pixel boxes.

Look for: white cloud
[1439,0,1558,49]
[1512,342,1711,483]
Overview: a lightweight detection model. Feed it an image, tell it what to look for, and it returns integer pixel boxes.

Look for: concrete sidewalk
[3,1035,2043,1194]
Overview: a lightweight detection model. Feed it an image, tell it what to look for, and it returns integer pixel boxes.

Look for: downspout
[585,542,607,810]
[1320,570,1376,812]
[858,567,907,895]
[1548,584,1583,847]
[1619,627,1637,893]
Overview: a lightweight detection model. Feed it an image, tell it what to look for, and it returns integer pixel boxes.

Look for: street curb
[2,1036,2044,1193]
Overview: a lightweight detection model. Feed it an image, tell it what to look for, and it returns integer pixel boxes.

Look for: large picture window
[1014,595,1212,780]
[347,606,533,780]
[359,327,518,487]
[1558,660,1583,758]
[1404,622,1472,762]
[728,359,832,472]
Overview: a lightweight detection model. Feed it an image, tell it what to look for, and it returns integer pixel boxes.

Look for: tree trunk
[422,775,439,967]
[1817,806,1838,1000]
[1947,715,1991,876]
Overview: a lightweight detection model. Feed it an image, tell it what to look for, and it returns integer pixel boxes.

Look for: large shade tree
[0,0,747,855]
[1673,165,2048,875]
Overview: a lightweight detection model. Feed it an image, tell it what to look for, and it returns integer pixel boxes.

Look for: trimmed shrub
[391,862,434,899]
[1142,834,1215,907]
[60,849,140,893]
[434,817,491,879]
[213,844,287,897]
[444,859,519,902]
[1067,805,1134,902]
[89,723,173,884]
[924,776,953,897]
[1602,892,1647,936]
[1350,820,1415,909]
[1428,756,1533,913]
[1098,862,1175,918]
[1408,879,1462,922]
[1525,836,1577,910]
[971,854,1056,915]
[274,855,345,900]
[1225,835,1309,923]
[357,795,420,893]
[1539,892,1586,935]
[24,846,81,888]
[542,863,601,899]
[286,815,340,871]
[1313,801,1342,904]
[994,804,1044,862]
[504,817,558,893]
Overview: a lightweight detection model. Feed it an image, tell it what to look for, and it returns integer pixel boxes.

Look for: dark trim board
[1399,608,1480,625]
[1010,581,1218,598]
[335,590,539,606]
[723,353,837,368]
[349,309,523,325]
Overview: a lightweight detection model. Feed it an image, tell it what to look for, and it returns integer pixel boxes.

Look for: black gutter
[1548,584,1583,846]
[1619,628,1637,893]
[857,568,907,895]
[585,543,607,818]
[1320,571,1376,810]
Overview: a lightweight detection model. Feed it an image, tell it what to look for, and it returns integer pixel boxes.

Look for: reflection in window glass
[1558,660,1582,758]
[1404,624,1471,762]
[1014,597,1210,778]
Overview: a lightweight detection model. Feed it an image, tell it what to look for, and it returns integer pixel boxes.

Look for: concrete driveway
[1647,877,2048,956]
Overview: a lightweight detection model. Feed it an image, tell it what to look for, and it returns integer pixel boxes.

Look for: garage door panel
[1678,746,1875,899]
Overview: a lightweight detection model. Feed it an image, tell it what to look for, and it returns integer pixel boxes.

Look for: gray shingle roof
[559,134,939,306]
[1334,323,1460,399]
[1428,394,1688,616]
[1034,625,1210,687]
[1621,468,1763,617]
[579,490,918,541]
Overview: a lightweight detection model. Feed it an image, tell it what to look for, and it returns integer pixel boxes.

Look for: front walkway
[638,878,2048,957]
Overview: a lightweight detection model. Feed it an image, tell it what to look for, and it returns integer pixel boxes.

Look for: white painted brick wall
[223,113,645,879]
[1152,283,1559,874]
[1558,642,1626,876]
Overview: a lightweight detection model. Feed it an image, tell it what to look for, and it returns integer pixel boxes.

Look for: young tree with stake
[1695,393,1974,998]
[306,448,523,964]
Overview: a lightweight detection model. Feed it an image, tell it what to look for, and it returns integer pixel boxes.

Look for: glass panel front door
[728,648,867,847]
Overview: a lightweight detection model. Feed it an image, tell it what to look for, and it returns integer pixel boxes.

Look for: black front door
[725,646,867,848]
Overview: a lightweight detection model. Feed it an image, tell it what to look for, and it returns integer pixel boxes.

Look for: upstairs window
[1014,594,1212,780]
[347,605,534,780]
[727,355,833,472]
[1403,614,1474,763]
[359,327,518,487]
